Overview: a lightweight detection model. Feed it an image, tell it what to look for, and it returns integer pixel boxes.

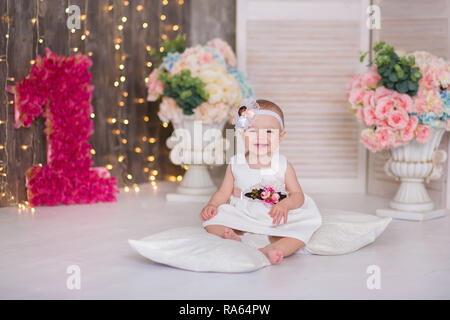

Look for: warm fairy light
[142,136,148,142]
[146,62,152,67]
[118,25,124,31]
[146,45,151,51]
[113,129,120,135]
[30,59,35,65]
[119,64,125,70]
[159,47,164,53]
[120,76,126,82]
[127,174,132,180]
[114,81,119,87]
[0,145,4,150]
[177,175,183,182]
[162,122,168,127]
[119,101,125,107]
[121,138,127,144]
[144,77,148,83]
[142,22,148,29]
[135,147,142,153]
[168,176,176,182]
[150,175,156,181]
[161,34,167,40]
[162,0,168,5]
[118,155,125,162]
[143,116,149,122]
[31,18,37,24]
[21,145,29,150]
[178,0,184,4]
[115,44,121,50]
[106,164,113,170]
[124,186,130,192]
[106,5,114,11]
[147,156,155,162]
[81,34,86,40]
[148,137,156,143]
[184,165,189,170]
[136,98,145,104]
[121,55,126,61]
[152,170,158,176]
[123,1,129,6]
[173,25,179,31]
[73,47,79,53]
[123,119,129,125]
[135,186,140,193]
[38,38,44,44]
[121,16,127,23]
[90,149,96,155]
[71,28,76,33]
[90,113,95,118]
[123,92,128,97]
[160,14,166,21]
[108,118,117,124]
[136,5,144,11]
[88,51,93,57]
[81,14,86,21]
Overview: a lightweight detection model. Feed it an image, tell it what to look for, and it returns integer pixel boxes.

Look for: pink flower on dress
[261,190,270,199]
[271,193,280,203]
[415,125,432,143]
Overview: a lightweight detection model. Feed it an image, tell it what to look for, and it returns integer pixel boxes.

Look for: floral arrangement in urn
[146,35,253,124]
[347,41,450,152]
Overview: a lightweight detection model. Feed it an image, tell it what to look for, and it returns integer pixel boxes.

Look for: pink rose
[363,107,377,126]
[261,190,270,199]
[146,68,164,101]
[271,193,280,203]
[392,92,413,113]
[400,116,419,141]
[362,90,375,108]
[387,109,409,130]
[415,125,432,143]
[374,86,393,101]
[375,96,395,119]
[349,88,365,106]
[361,70,381,89]
[356,107,365,124]
[361,129,380,152]
[376,127,394,148]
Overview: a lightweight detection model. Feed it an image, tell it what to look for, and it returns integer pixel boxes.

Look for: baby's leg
[259,236,305,264]
[204,225,242,242]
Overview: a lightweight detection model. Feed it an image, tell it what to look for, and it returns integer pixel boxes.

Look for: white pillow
[305,209,392,255]
[128,210,391,272]
[129,227,271,273]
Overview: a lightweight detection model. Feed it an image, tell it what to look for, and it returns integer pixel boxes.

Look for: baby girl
[200,98,322,264]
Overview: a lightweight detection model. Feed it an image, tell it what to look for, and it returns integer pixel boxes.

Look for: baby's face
[242,114,285,158]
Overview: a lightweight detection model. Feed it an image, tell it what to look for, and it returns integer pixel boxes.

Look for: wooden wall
[0,0,191,206]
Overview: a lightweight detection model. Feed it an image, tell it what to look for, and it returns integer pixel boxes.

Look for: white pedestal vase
[165,115,229,202]
[376,127,449,221]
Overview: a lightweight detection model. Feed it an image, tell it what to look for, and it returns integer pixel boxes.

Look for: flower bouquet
[146,35,253,202]
[245,186,287,206]
[347,41,450,220]
[146,35,253,124]
[347,41,450,152]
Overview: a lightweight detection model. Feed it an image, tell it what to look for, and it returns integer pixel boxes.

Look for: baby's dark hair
[256,99,285,127]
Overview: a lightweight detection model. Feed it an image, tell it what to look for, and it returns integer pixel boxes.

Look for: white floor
[0,181,449,300]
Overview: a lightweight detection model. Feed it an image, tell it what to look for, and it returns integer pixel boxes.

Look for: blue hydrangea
[161,52,181,72]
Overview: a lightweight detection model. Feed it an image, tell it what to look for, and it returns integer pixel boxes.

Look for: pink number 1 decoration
[10,48,118,206]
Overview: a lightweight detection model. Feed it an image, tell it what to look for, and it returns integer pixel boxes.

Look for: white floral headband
[233,98,284,131]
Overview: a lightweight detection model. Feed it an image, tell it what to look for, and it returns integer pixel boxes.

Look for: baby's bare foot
[259,245,283,264]
[223,227,242,242]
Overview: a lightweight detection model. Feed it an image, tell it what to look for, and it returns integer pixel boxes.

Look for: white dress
[202,152,322,244]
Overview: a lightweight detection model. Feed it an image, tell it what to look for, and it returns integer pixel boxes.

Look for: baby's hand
[269,202,289,225]
[200,204,218,221]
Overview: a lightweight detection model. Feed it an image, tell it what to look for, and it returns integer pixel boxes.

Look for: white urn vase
[376,127,449,221]
[165,115,230,202]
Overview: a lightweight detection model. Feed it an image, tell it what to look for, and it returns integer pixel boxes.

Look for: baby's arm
[200,164,234,221]
[269,161,305,225]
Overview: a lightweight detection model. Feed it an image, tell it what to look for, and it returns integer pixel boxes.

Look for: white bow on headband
[232,98,284,131]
